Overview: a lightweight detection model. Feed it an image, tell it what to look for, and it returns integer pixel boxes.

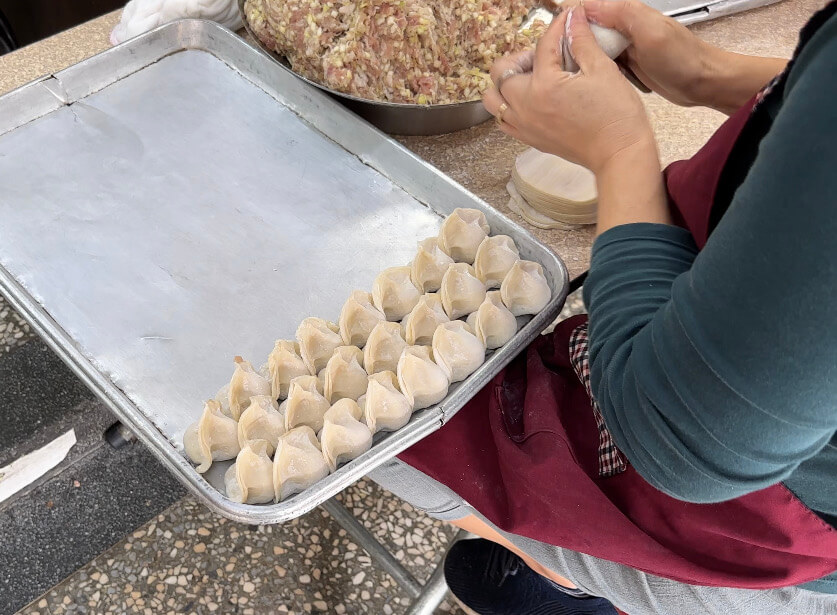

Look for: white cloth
[110,0,243,45]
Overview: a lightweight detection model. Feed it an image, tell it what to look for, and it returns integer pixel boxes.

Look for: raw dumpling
[214,383,232,416]
[237,395,285,455]
[402,293,450,346]
[183,399,241,473]
[228,356,272,420]
[440,263,487,320]
[438,208,490,264]
[284,374,331,433]
[432,321,486,383]
[224,440,274,504]
[359,371,412,434]
[338,290,386,348]
[410,237,454,293]
[273,426,330,502]
[397,345,450,410]
[372,266,422,321]
[323,345,368,403]
[467,291,518,349]
[500,260,552,316]
[319,399,373,472]
[474,235,520,288]
[268,339,310,400]
[363,321,407,374]
[297,317,343,375]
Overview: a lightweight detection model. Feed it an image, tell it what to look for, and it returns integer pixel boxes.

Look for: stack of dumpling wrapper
[183,208,553,505]
[508,148,598,230]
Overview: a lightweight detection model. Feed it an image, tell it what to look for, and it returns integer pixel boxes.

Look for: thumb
[566,5,611,73]
[583,0,645,39]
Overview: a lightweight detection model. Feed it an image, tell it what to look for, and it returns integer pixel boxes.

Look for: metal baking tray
[0,20,568,524]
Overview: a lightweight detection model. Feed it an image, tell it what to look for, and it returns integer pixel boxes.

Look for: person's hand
[582,0,717,108]
[483,6,655,175]
[583,0,787,114]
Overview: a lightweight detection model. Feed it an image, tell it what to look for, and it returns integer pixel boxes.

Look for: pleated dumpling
[319,399,373,472]
[268,339,310,400]
[440,263,487,320]
[273,426,330,502]
[228,356,272,420]
[237,395,285,455]
[474,235,520,288]
[323,345,368,403]
[372,266,422,321]
[432,321,486,383]
[467,291,518,349]
[183,399,241,473]
[339,290,385,348]
[284,374,331,433]
[359,371,412,434]
[410,237,454,293]
[500,260,552,316]
[438,208,490,264]
[402,293,450,346]
[397,345,450,410]
[224,440,274,504]
[296,317,343,375]
[363,321,407,375]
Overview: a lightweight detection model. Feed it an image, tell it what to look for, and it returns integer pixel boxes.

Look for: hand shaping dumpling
[273,426,330,502]
[363,321,407,375]
[467,291,518,349]
[397,345,450,410]
[296,317,343,375]
[410,237,454,293]
[339,290,386,348]
[372,266,422,321]
[268,340,310,400]
[440,263,487,320]
[402,293,450,346]
[500,260,552,316]
[228,356,272,420]
[438,208,491,264]
[237,395,285,455]
[184,399,241,473]
[224,440,274,504]
[431,321,486,383]
[319,399,373,472]
[359,371,412,434]
[323,345,368,403]
[474,235,520,288]
[284,374,331,433]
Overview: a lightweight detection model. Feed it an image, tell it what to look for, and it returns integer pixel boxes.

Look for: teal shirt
[582,12,837,593]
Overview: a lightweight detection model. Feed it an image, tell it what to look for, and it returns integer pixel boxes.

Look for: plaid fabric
[569,323,628,477]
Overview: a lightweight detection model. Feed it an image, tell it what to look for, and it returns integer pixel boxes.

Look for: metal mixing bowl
[237,0,493,136]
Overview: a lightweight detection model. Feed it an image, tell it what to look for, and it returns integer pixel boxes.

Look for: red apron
[398,94,837,589]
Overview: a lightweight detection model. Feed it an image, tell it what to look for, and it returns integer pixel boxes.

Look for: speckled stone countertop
[0,0,824,279]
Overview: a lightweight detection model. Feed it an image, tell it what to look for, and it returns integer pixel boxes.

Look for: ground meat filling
[244,0,541,105]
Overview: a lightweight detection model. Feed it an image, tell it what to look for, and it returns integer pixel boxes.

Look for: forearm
[594,138,670,236]
[699,46,787,115]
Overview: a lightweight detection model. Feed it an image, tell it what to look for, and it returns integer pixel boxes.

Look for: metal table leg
[321,497,466,614]
[404,529,467,615]
[321,497,423,598]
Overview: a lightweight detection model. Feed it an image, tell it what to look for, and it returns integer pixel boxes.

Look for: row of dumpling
[183,208,551,503]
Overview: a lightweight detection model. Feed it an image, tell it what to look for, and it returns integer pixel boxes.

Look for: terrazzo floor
[4,287,586,615]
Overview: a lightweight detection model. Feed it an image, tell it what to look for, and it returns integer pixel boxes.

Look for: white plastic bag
[110,0,243,45]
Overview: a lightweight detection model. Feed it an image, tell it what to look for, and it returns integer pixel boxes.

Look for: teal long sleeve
[581,18,837,506]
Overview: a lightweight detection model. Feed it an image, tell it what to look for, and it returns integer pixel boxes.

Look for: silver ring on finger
[494,68,521,93]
